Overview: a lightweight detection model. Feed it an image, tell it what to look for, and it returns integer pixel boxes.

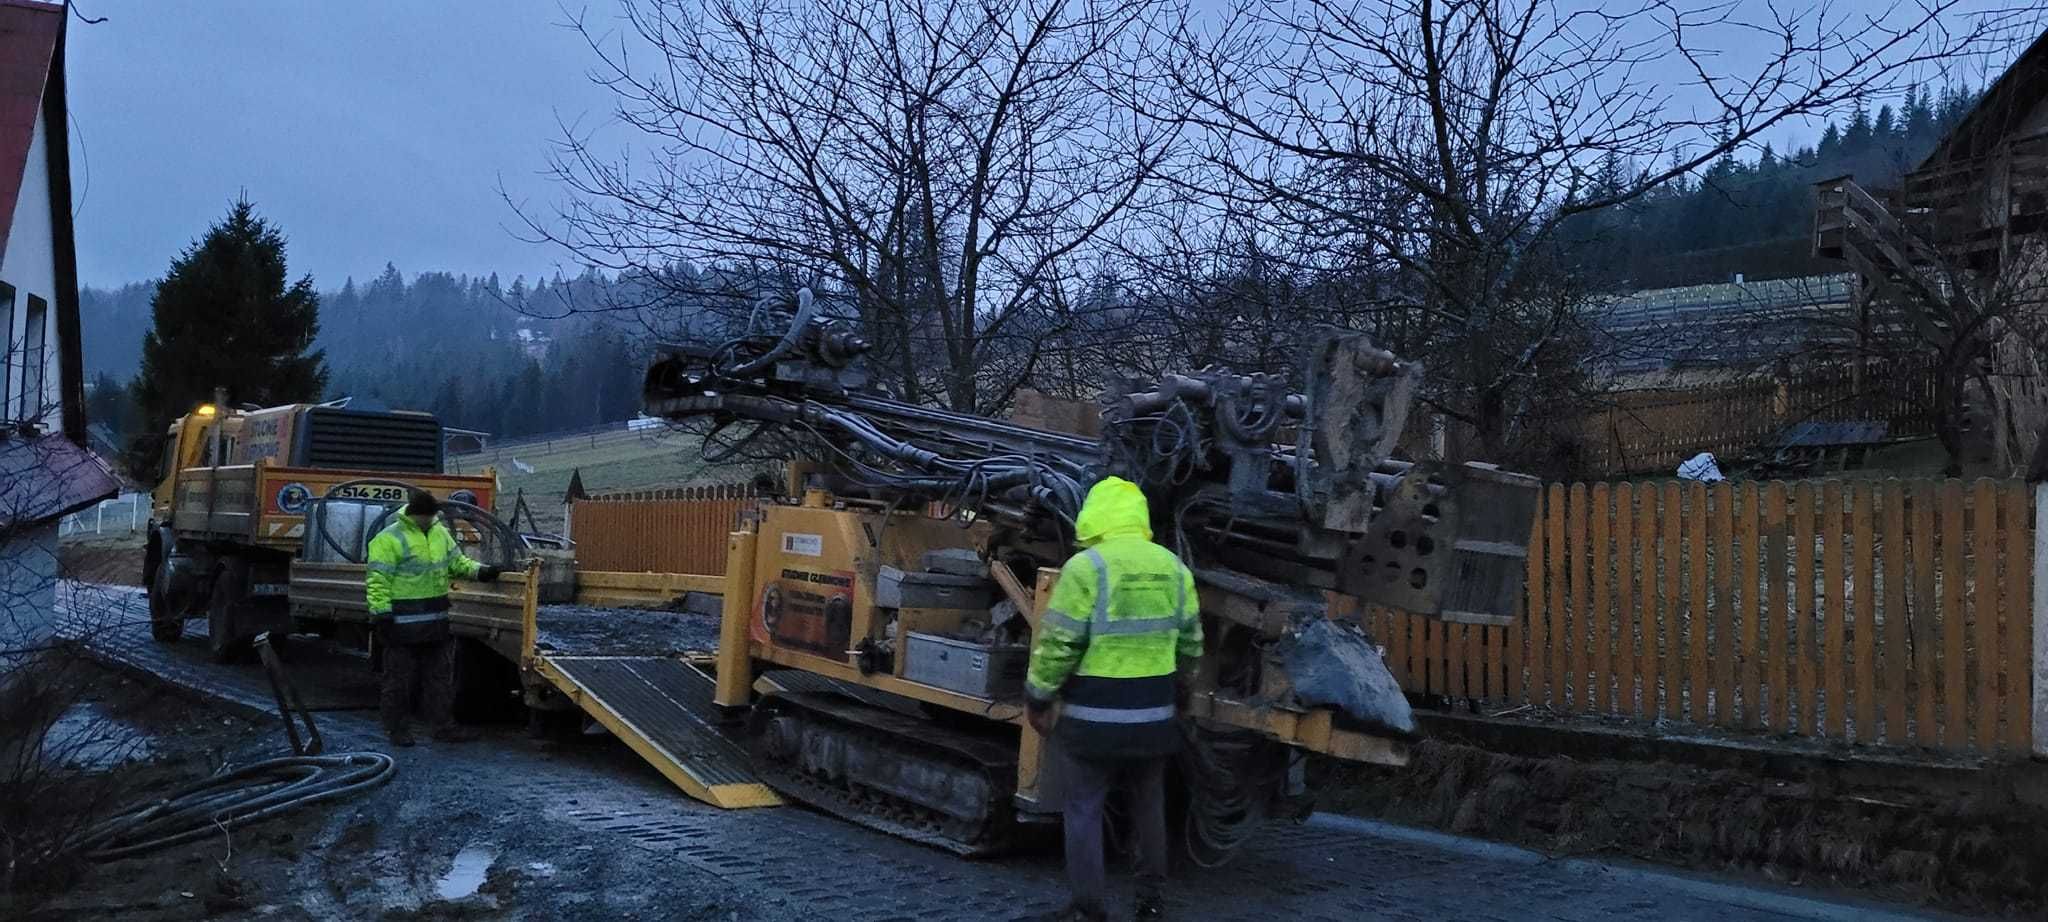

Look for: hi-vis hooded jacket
[365,516,481,644]
[1025,477,1202,758]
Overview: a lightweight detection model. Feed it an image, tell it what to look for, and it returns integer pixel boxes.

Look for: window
[0,281,12,419]
[21,294,45,422]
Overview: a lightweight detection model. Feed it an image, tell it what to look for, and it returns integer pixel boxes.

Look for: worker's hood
[1074,476,1153,547]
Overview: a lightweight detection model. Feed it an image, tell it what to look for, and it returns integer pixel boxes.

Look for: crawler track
[747,688,1020,856]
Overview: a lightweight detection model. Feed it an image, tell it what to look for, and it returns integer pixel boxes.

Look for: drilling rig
[642,289,1540,861]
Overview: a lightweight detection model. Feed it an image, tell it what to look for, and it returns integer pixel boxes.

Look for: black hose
[77,752,397,861]
[1177,726,1296,868]
[725,287,817,377]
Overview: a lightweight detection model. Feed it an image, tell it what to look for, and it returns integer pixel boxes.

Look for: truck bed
[172,461,495,551]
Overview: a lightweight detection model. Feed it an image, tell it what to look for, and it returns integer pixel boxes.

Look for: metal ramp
[533,654,781,809]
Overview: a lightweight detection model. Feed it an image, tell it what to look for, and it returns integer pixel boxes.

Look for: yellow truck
[144,398,495,661]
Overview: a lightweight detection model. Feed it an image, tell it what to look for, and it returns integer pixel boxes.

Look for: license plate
[328,484,409,503]
[249,583,290,597]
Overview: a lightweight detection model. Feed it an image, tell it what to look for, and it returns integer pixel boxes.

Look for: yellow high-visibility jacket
[365,517,481,640]
[1025,477,1201,757]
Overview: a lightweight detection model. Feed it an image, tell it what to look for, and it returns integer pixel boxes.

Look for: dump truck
[144,397,496,661]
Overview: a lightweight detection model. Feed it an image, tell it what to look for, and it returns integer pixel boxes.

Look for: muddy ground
[48,548,2043,918]
[1320,736,2048,918]
[60,540,146,587]
[3,657,800,921]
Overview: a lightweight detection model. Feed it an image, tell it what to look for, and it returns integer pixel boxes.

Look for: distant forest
[1562,83,1978,289]
[83,267,656,444]
[81,85,1978,444]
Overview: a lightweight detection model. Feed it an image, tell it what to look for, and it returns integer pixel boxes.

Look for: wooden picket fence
[567,485,757,575]
[1355,477,2038,755]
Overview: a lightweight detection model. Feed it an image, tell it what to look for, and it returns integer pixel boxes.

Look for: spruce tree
[130,198,329,461]
[1843,101,1872,152]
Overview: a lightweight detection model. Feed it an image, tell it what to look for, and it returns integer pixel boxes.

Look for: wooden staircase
[1812,175,1974,352]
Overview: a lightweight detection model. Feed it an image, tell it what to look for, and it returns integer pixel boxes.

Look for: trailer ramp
[532,653,780,809]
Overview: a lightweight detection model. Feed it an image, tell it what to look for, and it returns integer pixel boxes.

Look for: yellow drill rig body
[645,289,1541,859]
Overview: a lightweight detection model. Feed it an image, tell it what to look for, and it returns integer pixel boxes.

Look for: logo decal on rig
[275,483,312,515]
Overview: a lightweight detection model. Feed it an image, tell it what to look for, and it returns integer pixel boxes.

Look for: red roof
[0,0,63,258]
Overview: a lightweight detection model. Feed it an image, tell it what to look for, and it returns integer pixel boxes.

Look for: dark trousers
[380,636,456,735]
[1059,747,1168,918]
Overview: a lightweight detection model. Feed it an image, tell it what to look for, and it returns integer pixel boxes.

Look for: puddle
[435,845,497,901]
[42,701,153,771]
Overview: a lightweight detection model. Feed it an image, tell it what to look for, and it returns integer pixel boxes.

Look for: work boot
[431,724,480,743]
[388,727,416,748]
[1133,896,1165,920]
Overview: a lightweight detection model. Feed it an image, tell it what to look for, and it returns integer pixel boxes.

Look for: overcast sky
[61,0,2038,290]
[66,0,610,288]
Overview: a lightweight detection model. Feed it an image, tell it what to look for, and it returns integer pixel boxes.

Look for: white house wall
[0,522,57,675]
[0,101,59,425]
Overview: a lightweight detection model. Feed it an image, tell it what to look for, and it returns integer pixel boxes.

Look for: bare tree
[1,389,139,898]
[1155,0,2024,459]
[526,0,1185,413]
[1911,238,2048,474]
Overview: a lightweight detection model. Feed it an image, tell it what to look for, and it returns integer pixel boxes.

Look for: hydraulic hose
[77,752,397,861]
[725,287,817,377]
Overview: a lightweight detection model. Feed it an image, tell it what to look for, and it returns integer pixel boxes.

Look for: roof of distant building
[1590,273,1855,375]
[1919,27,2048,170]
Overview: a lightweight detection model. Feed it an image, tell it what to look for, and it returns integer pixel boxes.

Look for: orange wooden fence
[1354,478,2037,755]
[567,485,757,575]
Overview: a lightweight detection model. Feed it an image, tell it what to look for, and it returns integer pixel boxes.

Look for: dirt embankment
[1319,737,2048,918]
[59,541,145,587]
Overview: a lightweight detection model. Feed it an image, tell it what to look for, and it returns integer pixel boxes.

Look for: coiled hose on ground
[76,752,397,861]
[1178,727,1304,868]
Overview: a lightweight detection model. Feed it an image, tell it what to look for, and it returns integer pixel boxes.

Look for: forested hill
[83,266,658,440]
[1566,85,1977,288]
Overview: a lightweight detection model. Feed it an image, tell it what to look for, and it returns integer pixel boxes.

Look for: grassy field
[448,427,760,532]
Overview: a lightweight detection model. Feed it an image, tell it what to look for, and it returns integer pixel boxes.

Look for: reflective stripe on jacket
[364,517,481,622]
[1026,477,1201,758]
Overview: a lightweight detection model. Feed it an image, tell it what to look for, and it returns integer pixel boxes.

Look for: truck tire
[148,549,186,643]
[526,706,585,743]
[206,557,255,663]
[452,639,518,722]
[143,527,163,592]
[147,541,184,644]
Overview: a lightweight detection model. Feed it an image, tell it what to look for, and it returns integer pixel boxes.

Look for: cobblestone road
[58,581,1966,921]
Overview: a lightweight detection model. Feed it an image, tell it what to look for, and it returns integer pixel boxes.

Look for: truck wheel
[147,554,184,644]
[206,558,255,663]
[526,706,585,743]
[452,639,517,722]
[143,528,163,592]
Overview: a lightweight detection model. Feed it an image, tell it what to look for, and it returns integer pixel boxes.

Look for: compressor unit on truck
[144,396,495,660]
